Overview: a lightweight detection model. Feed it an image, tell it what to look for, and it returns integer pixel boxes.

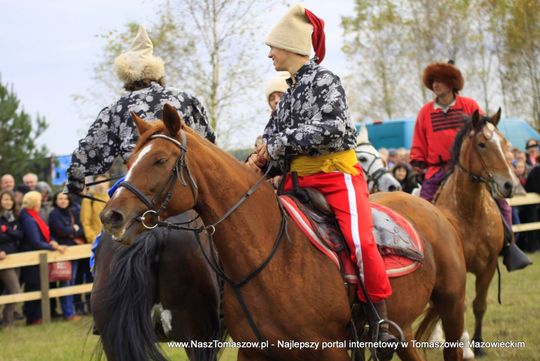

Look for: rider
[246,4,397,358]
[410,60,482,202]
[65,25,216,271]
[66,24,215,196]
[410,61,531,270]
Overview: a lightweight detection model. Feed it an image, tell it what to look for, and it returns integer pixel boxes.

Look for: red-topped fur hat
[422,60,464,93]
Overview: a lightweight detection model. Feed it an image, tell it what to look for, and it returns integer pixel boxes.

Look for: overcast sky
[0,0,355,156]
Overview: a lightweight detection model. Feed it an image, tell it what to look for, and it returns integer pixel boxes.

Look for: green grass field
[1,252,539,361]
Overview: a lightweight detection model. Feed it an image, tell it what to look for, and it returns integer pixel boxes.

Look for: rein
[119,130,285,358]
[356,142,389,192]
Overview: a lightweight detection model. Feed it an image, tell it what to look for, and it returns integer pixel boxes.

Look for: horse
[91,211,225,361]
[100,103,466,361]
[356,125,402,193]
[433,110,521,357]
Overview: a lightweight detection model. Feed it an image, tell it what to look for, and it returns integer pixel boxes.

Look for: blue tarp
[357,117,540,151]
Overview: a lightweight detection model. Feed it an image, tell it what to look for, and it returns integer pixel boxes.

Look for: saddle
[279,187,424,283]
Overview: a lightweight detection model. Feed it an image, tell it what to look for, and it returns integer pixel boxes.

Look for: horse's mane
[444,115,490,180]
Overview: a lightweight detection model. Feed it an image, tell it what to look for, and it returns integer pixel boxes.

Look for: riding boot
[501,242,532,272]
[369,301,398,361]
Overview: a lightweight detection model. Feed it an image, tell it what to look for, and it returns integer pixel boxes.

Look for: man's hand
[256,143,269,164]
[64,178,85,195]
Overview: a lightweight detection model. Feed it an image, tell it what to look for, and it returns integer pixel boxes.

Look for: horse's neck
[187,138,287,276]
[436,168,498,223]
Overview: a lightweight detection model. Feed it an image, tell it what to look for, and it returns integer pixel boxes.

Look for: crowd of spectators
[0,172,103,328]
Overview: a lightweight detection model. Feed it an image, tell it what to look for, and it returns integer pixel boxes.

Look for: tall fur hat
[422,61,464,92]
[114,25,165,84]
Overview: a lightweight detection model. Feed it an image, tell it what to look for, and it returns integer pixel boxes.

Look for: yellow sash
[290,149,359,176]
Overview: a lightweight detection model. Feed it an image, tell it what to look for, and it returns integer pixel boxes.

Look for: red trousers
[285,163,392,302]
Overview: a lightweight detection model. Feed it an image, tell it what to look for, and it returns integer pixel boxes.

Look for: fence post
[39,252,51,323]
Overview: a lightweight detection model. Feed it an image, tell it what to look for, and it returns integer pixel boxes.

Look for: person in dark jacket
[518,161,540,252]
[391,162,418,194]
[0,190,23,328]
[48,192,84,320]
[19,191,65,325]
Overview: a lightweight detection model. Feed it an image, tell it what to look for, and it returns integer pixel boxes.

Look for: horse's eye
[478,142,486,149]
[156,158,168,165]
[359,157,368,162]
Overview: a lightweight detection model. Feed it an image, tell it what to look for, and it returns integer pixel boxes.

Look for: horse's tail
[96,231,167,361]
[414,304,440,341]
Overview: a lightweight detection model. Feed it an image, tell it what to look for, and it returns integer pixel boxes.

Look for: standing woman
[0,190,23,328]
[19,191,65,325]
[48,192,85,320]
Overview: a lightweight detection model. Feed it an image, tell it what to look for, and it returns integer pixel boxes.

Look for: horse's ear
[357,124,369,144]
[131,112,151,135]
[471,110,484,132]
[490,108,502,127]
[162,103,184,137]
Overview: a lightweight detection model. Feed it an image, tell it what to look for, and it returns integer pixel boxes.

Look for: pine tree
[0,77,50,182]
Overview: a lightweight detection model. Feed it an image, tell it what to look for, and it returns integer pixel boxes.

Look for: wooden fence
[0,244,92,323]
[506,192,540,233]
[0,193,538,324]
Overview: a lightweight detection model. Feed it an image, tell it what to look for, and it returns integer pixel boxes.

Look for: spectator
[265,71,289,113]
[396,148,408,163]
[525,139,539,167]
[518,159,540,252]
[77,175,110,314]
[1,174,15,192]
[19,191,65,325]
[48,192,84,321]
[391,162,418,194]
[387,149,398,169]
[36,181,53,222]
[22,173,38,191]
[378,148,389,166]
[514,160,528,186]
[14,185,30,210]
[0,190,23,328]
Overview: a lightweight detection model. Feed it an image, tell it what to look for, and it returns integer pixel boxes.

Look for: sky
[0,0,355,156]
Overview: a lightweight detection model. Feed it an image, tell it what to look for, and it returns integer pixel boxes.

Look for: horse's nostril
[503,182,513,191]
[388,185,397,192]
[101,210,125,226]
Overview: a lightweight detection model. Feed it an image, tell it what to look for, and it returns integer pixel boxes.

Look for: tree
[0,77,50,181]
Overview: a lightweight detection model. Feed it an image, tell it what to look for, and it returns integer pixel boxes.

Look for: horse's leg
[396,327,425,361]
[471,266,496,357]
[434,298,464,361]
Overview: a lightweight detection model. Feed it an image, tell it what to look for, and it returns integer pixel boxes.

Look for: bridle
[356,142,391,192]
[118,132,199,230]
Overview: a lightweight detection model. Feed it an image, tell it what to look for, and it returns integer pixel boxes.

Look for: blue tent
[357,117,540,151]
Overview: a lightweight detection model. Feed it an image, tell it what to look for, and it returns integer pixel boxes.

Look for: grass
[1,253,539,361]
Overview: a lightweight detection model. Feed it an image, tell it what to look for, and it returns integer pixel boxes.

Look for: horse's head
[452,109,519,198]
[100,104,197,243]
[356,125,401,193]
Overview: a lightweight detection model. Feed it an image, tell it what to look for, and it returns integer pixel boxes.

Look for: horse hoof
[473,347,487,357]
[463,346,475,360]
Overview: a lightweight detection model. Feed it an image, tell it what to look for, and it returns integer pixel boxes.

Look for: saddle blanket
[279,195,423,282]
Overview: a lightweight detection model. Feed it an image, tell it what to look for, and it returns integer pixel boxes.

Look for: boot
[501,242,532,272]
[371,301,398,361]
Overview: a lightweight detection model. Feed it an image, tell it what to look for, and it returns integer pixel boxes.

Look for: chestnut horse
[433,111,520,356]
[101,104,466,361]
[91,211,224,361]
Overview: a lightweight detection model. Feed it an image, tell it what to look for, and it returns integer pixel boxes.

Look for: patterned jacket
[67,82,215,191]
[263,59,357,173]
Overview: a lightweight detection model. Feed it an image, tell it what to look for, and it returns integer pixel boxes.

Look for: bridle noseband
[118,131,199,230]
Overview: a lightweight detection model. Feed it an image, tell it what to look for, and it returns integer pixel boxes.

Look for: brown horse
[100,104,466,361]
[433,110,521,356]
